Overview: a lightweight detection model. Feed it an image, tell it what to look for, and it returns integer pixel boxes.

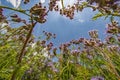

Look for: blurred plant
[0,0,120,80]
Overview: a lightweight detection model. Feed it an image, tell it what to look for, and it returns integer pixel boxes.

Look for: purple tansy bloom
[47,62,54,67]
[91,76,104,80]
[52,68,58,72]
[114,0,120,2]
[87,54,93,60]
[71,50,81,56]
[114,0,120,5]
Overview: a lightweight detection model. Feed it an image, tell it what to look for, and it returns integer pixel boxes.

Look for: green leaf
[112,12,120,17]
[92,13,105,20]
[104,15,109,20]
[110,16,114,22]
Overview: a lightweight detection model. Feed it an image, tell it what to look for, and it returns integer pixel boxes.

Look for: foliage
[0,0,120,80]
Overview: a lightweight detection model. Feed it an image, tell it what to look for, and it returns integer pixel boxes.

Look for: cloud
[78,19,85,23]
[40,0,45,3]
[57,0,77,9]
[7,0,21,8]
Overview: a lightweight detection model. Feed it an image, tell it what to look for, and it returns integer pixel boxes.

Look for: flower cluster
[71,49,81,56]
[49,0,59,11]
[59,42,71,53]
[106,21,120,34]
[30,3,48,23]
[0,8,6,22]
[88,0,120,14]
[60,5,75,19]
[10,14,26,24]
[105,21,120,49]
[88,0,118,7]
[1,0,120,80]
[43,31,56,40]
[23,0,30,4]
[91,76,104,80]
[89,30,98,39]
[47,0,86,19]
[46,61,58,72]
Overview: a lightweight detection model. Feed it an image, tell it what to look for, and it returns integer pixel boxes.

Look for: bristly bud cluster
[60,5,75,19]
[10,14,26,24]
[43,31,56,40]
[89,30,98,39]
[0,8,6,22]
[30,3,48,23]
[71,50,81,56]
[23,0,30,4]
[49,0,59,11]
[87,0,120,15]
[106,21,120,34]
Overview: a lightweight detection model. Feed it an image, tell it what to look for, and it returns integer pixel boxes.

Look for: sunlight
[57,0,77,8]
[39,0,77,8]
[7,0,21,8]
[78,19,85,23]
[56,0,86,23]
[65,0,77,6]
[39,0,86,23]
[40,0,45,3]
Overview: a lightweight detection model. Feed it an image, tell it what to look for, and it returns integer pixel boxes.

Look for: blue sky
[1,0,118,46]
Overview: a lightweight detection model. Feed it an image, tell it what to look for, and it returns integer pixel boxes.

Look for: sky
[1,0,119,46]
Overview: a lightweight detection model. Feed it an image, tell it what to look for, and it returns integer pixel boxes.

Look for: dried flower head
[89,30,98,38]
[91,76,104,80]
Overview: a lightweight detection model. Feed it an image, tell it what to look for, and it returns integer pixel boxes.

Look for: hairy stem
[11,18,37,80]
[17,24,36,64]
[0,5,30,16]
[61,0,64,9]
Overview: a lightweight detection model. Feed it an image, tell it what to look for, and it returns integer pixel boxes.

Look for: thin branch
[61,0,64,9]
[17,16,36,64]
[17,25,34,63]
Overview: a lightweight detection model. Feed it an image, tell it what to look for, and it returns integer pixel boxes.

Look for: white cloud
[57,0,77,9]
[41,48,50,58]
[33,52,37,56]
[78,19,85,23]
[67,0,77,6]
[7,0,21,8]
[40,0,45,3]
[0,23,8,34]
[31,43,36,48]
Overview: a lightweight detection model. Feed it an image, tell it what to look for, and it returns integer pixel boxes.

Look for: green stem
[61,0,64,9]
[0,5,30,17]
[95,47,120,79]
[11,14,37,79]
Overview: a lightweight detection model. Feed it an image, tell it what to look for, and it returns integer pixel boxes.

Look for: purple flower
[89,30,98,38]
[47,62,54,67]
[114,0,120,2]
[91,76,104,80]
[52,68,58,73]
[87,55,93,60]
[71,50,81,56]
